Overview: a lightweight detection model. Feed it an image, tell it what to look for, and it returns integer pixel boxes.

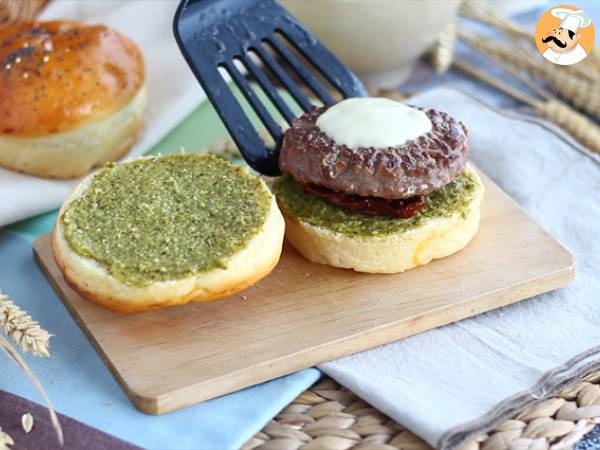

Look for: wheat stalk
[460,0,599,77]
[460,0,531,39]
[205,120,293,161]
[456,34,600,153]
[0,334,63,446]
[453,58,600,155]
[536,100,600,154]
[460,0,600,81]
[0,291,51,357]
[458,32,600,120]
[585,49,600,73]
[0,427,13,450]
[206,138,242,160]
[373,89,409,102]
[432,21,457,74]
[459,30,600,85]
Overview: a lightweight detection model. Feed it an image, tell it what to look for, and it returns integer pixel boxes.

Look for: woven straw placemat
[245,373,600,450]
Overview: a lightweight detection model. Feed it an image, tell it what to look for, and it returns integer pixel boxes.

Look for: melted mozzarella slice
[315,97,431,150]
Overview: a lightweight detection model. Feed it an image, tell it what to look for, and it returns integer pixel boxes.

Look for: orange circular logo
[534,4,595,65]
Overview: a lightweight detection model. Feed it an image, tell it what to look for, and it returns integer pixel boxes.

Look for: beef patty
[279,105,469,200]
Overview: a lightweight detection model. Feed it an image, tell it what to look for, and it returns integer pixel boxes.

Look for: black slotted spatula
[173,0,367,176]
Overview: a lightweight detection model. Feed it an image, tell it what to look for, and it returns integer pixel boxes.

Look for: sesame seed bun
[0,21,146,178]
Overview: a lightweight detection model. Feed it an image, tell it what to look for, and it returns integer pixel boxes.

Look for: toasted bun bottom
[0,86,147,179]
[282,166,485,273]
[52,171,285,313]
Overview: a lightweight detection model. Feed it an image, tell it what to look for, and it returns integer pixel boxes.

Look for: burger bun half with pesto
[274,97,485,273]
[52,154,285,312]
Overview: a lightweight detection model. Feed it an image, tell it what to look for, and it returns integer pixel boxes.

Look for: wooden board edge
[476,167,577,276]
[33,230,576,415]
[32,238,161,415]
[150,260,575,414]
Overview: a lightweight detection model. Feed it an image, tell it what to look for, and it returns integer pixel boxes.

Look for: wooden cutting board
[34,171,574,415]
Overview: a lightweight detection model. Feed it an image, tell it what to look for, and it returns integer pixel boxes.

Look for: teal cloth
[1,98,320,449]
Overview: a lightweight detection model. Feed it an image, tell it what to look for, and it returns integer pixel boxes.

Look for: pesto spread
[273,171,478,237]
[61,154,272,286]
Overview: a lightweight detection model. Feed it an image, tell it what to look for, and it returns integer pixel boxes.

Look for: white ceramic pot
[279,0,461,87]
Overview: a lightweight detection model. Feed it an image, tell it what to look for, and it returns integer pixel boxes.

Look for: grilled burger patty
[279,106,469,200]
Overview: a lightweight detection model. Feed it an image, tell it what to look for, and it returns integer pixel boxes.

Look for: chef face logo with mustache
[534,5,594,66]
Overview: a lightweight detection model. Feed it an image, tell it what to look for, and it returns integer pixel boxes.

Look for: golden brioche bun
[0,21,146,178]
[52,159,285,313]
[280,164,485,273]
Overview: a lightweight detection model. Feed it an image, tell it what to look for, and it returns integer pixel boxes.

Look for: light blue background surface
[0,230,320,449]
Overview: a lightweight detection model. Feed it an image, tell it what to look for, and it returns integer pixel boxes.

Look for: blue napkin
[0,228,320,449]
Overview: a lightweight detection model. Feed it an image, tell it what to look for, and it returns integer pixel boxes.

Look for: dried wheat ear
[0,426,13,450]
[459,0,600,121]
[432,21,457,74]
[0,291,52,357]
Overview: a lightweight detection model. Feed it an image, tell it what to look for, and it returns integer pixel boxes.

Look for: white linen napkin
[0,0,205,227]
[320,87,600,449]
